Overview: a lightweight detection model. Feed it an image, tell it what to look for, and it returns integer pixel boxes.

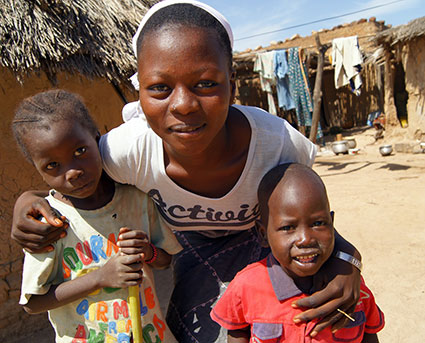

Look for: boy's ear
[255,219,269,248]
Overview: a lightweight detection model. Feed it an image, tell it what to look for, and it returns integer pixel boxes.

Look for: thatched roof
[373,16,425,46]
[0,0,158,85]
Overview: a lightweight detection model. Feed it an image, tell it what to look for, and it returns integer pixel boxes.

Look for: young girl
[13,90,182,342]
[11,2,362,342]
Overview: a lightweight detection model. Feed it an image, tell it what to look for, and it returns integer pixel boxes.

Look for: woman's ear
[229,68,236,104]
[255,219,269,248]
[95,131,101,144]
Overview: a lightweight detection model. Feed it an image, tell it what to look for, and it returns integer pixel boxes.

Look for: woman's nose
[170,85,200,115]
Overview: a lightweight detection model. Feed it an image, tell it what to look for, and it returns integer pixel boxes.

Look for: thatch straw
[0,0,158,85]
[373,16,425,46]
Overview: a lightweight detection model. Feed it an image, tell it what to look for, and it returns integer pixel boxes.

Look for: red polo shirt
[211,254,384,342]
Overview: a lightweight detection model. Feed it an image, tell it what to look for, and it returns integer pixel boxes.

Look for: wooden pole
[383,45,400,130]
[309,34,328,143]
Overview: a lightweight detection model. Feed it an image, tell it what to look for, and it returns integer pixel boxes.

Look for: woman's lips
[169,123,206,134]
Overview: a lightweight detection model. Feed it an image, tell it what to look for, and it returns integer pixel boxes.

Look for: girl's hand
[292,257,361,337]
[11,191,68,253]
[97,253,144,289]
[117,227,154,261]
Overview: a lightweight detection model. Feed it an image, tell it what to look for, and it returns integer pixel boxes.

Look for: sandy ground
[13,126,425,342]
[313,127,425,342]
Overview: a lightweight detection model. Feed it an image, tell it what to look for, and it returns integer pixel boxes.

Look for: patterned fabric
[287,48,323,139]
[166,229,270,343]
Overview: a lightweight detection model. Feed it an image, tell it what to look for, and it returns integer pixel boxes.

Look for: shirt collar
[267,254,303,301]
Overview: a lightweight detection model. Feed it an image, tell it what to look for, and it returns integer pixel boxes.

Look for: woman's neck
[54,172,115,210]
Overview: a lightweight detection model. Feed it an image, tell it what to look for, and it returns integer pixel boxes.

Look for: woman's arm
[362,333,379,343]
[23,252,143,314]
[11,190,68,253]
[228,328,250,343]
[292,230,361,336]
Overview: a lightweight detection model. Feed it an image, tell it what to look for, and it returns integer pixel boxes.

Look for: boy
[211,163,384,343]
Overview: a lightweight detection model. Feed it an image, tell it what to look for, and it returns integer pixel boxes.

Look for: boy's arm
[117,227,173,269]
[292,230,362,336]
[228,328,250,343]
[23,253,143,314]
[361,333,379,343]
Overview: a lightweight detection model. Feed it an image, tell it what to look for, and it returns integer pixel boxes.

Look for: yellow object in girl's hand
[129,285,143,343]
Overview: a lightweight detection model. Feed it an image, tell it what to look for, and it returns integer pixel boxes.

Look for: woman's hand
[96,253,144,289]
[292,257,361,337]
[11,191,68,253]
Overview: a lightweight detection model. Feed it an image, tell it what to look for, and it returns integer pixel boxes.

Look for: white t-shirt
[100,105,316,232]
[20,183,181,343]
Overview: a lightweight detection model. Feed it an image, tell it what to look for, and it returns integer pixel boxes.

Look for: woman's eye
[75,147,86,156]
[196,81,217,89]
[46,162,59,170]
[149,84,170,92]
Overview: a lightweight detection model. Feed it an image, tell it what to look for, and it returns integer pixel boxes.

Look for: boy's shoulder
[231,257,269,285]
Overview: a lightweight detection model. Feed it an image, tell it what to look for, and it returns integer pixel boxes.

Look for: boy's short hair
[258,163,326,226]
[12,89,98,163]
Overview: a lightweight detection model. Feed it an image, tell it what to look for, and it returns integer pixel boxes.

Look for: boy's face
[262,176,335,279]
[137,25,235,158]
[25,120,103,200]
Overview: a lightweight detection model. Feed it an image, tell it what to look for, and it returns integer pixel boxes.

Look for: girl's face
[25,120,103,199]
[137,26,235,157]
[263,177,335,280]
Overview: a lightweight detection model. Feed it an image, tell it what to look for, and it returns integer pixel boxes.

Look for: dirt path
[313,127,425,342]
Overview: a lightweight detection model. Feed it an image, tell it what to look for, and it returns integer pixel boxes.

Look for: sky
[200,0,424,52]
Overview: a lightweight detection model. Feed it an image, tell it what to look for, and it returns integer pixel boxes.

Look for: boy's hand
[292,257,361,337]
[11,191,68,253]
[97,253,144,289]
[117,227,154,261]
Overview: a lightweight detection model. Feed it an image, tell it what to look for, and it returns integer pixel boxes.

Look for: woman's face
[137,25,235,158]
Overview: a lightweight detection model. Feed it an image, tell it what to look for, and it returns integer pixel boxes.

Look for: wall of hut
[234,62,383,131]
[399,36,425,139]
[0,67,137,340]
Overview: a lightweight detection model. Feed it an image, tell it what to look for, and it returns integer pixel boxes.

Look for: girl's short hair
[12,89,99,163]
[136,3,232,68]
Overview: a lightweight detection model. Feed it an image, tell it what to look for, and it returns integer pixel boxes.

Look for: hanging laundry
[287,47,322,139]
[254,51,277,115]
[331,36,363,95]
[274,49,295,110]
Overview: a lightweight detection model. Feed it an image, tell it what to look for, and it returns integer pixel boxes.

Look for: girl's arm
[292,230,361,336]
[117,227,172,269]
[228,328,250,343]
[11,190,67,253]
[23,253,143,314]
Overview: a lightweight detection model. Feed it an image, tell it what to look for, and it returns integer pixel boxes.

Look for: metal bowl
[345,137,357,149]
[379,145,393,156]
[332,140,349,155]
